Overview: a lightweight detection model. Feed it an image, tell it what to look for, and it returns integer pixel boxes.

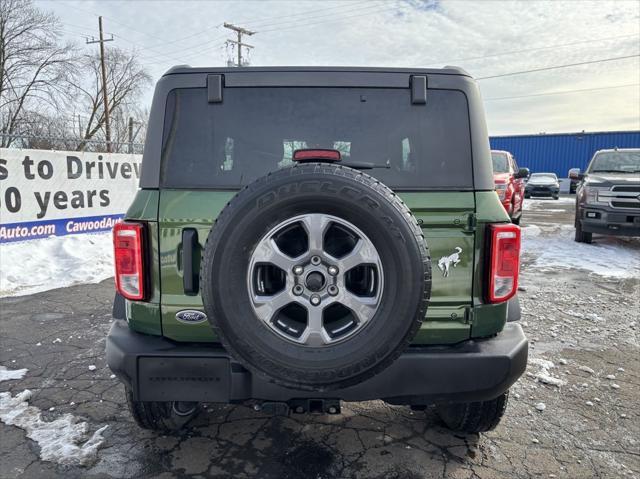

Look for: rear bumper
[525,186,559,197]
[106,320,528,405]
[579,205,640,237]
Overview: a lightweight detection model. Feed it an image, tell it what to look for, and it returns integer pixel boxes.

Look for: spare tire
[200,163,431,391]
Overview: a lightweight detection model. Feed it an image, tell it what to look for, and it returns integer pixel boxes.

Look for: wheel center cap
[305,271,326,292]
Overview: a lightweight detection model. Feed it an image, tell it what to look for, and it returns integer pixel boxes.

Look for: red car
[491,150,529,225]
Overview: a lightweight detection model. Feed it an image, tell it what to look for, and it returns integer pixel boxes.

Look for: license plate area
[138,357,230,402]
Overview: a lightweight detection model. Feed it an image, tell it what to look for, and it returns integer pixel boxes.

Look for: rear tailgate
[157,190,475,344]
[402,192,475,343]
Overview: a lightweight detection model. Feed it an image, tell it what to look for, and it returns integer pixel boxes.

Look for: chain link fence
[1,133,145,154]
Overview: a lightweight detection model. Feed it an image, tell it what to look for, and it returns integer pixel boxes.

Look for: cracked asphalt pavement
[1,198,639,478]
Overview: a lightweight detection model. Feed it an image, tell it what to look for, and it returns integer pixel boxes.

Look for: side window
[512,156,519,172]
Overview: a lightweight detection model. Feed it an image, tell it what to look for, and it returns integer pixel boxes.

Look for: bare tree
[72,47,151,151]
[0,0,77,147]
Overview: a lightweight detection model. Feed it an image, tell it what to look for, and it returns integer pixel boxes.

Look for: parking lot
[1,197,639,479]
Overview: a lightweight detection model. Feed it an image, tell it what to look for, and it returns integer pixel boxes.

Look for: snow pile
[0,389,107,466]
[522,225,640,278]
[0,366,28,382]
[522,197,574,211]
[0,233,113,297]
[529,357,565,387]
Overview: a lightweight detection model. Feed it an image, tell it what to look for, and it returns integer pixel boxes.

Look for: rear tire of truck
[574,219,592,244]
[437,391,509,433]
[200,163,431,392]
[125,388,199,433]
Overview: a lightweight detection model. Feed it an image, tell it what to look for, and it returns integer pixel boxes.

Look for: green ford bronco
[107,66,528,434]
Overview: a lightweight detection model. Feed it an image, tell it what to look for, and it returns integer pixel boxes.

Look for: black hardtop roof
[163,65,471,77]
[141,63,494,191]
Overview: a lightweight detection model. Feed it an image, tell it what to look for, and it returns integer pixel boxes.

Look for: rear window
[530,173,557,180]
[160,87,472,189]
[491,152,509,173]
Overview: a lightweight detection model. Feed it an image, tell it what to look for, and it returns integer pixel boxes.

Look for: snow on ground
[0,365,28,382]
[522,197,574,211]
[522,224,640,278]
[0,233,113,297]
[0,389,108,466]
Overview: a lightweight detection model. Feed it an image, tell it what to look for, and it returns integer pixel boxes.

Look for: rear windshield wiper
[341,162,391,170]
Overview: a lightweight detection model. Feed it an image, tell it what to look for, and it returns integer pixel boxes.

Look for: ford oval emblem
[176,310,208,324]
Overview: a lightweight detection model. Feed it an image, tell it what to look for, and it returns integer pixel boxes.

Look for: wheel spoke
[253,290,296,324]
[340,292,379,324]
[252,238,298,272]
[338,239,378,272]
[300,214,329,254]
[299,306,328,346]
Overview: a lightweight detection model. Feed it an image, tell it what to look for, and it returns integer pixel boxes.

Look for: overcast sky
[38,0,640,136]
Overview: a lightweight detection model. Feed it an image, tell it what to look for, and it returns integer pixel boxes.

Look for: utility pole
[223,23,255,67]
[86,17,114,152]
[128,116,133,154]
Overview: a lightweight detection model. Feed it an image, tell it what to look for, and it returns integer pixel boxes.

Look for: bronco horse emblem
[437,247,462,277]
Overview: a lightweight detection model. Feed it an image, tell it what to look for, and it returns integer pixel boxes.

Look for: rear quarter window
[160,87,473,190]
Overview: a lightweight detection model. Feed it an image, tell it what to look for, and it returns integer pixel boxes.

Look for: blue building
[489,130,640,178]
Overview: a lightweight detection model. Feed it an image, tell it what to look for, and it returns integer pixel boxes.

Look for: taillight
[486,223,521,303]
[113,222,146,301]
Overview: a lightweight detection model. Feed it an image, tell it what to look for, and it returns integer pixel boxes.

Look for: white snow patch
[0,389,107,466]
[579,366,595,374]
[529,357,566,387]
[522,225,640,278]
[0,366,28,382]
[522,197,574,211]
[521,224,542,238]
[0,233,113,297]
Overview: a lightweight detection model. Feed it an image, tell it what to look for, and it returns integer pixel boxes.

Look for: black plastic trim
[182,228,199,295]
[112,293,126,320]
[411,75,427,104]
[506,296,521,322]
[106,320,528,404]
[207,74,223,102]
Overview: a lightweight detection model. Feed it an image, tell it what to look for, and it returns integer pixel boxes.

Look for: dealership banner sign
[0,149,141,243]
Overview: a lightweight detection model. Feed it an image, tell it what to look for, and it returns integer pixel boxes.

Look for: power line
[477,54,640,80]
[235,0,372,27]
[130,2,388,64]
[55,1,380,63]
[244,1,388,31]
[484,83,640,101]
[259,4,397,34]
[426,33,639,67]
